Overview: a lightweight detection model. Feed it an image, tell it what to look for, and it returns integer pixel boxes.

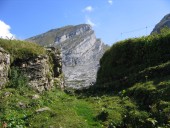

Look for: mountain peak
[151,13,170,34]
[26,24,92,46]
[26,24,108,89]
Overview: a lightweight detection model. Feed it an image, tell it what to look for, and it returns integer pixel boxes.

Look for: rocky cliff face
[27,24,108,89]
[151,13,170,34]
[0,47,10,89]
[15,55,54,92]
[0,46,62,92]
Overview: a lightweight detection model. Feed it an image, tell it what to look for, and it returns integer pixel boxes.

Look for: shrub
[9,67,28,89]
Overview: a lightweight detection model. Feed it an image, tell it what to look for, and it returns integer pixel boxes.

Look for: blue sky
[0,0,170,45]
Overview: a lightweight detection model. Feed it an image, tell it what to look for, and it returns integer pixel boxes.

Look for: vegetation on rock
[0,38,46,62]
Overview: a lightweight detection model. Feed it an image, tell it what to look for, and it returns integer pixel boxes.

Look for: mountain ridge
[26,24,109,89]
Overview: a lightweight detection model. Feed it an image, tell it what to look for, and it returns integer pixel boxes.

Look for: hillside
[27,24,109,89]
[97,28,170,89]
[89,28,170,127]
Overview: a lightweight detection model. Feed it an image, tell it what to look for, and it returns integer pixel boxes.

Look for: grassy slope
[90,28,170,127]
[97,28,170,89]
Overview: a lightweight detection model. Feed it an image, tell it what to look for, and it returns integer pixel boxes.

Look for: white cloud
[0,20,15,39]
[83,6,94,12]
[86,17,96,27]
[108,0,113,5]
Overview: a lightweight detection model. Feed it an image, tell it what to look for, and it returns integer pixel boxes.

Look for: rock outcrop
[13,47,62,92]
[16,55,54,92]
[27,24,108,89]
[0,45,62,92]
[0,47,10,89]
[151,13,170,34]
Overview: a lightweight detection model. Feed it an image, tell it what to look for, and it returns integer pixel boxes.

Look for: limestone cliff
[151,13,170,34]
[27,24,108,89]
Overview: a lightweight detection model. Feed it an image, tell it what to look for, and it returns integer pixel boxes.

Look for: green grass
[125,76,170,127]
[0,84,146,128]
[0,38,46,62]
[0,68,154,128]
[1,69,170,128]
[0,88,73,127]
[0,85,102,128]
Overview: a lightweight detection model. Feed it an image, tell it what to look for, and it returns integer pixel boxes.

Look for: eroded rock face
[60,31,105,89]
[55,25,91,44]
[27,24,108,89]
[0,46,62,92]
[0,47,10,89]
[18,55,54,92]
